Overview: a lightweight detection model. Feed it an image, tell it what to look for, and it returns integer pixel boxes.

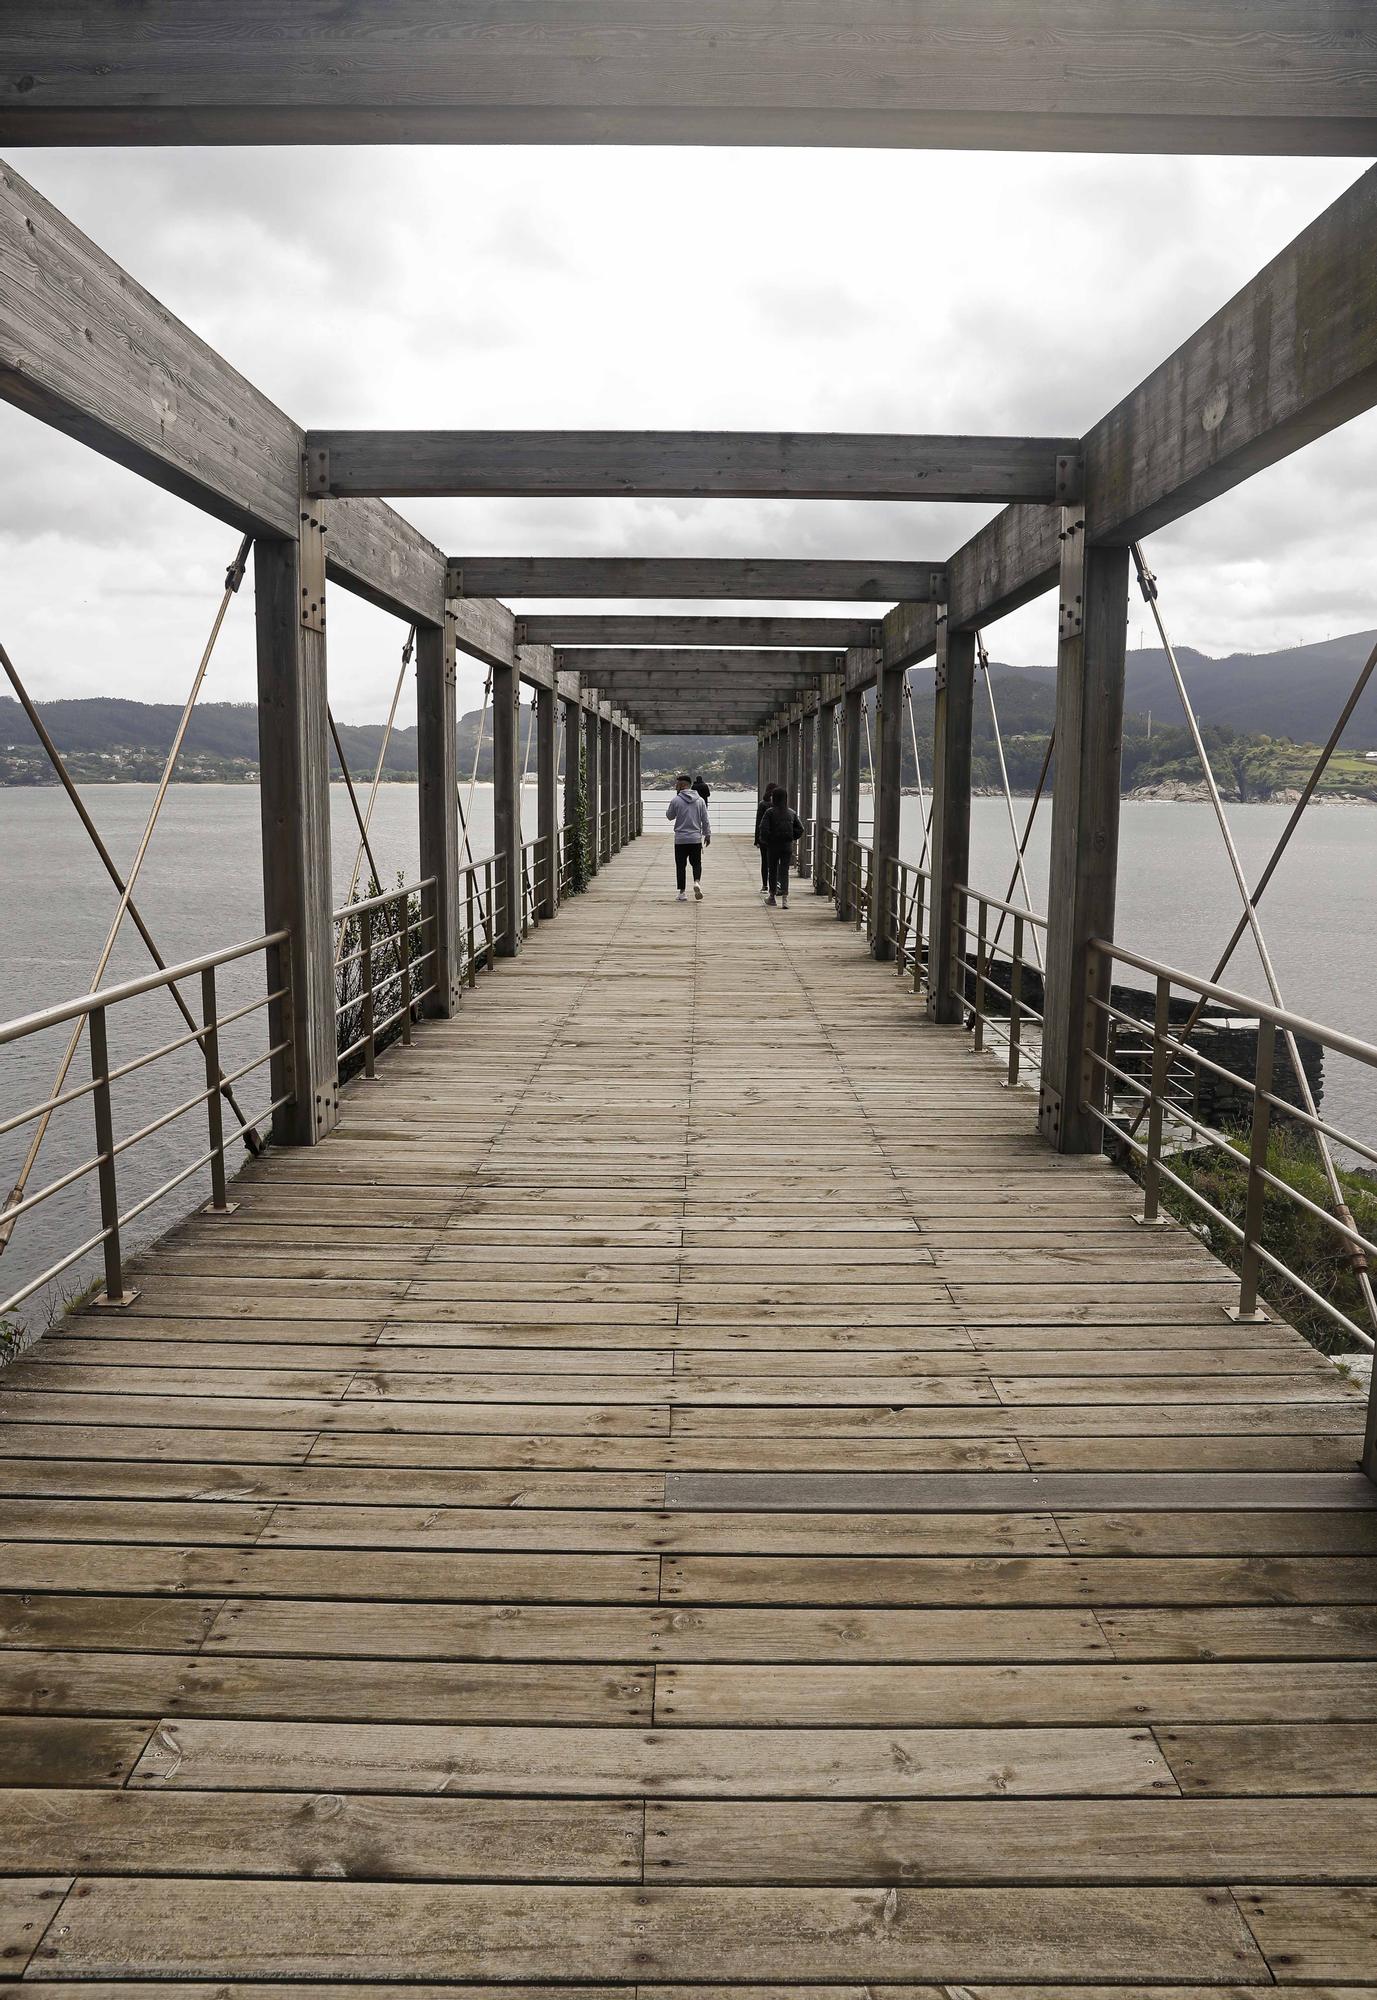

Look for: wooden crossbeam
[882,161,1377,670]
[4,3,1375,153]
[309,432,1079,503]
[448,559,946,602]
[0,159,514,666]
[554,650,842,677]
[520,616,879,649]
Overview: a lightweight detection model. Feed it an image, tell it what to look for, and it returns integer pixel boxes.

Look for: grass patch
[1131,1126,1377,1355]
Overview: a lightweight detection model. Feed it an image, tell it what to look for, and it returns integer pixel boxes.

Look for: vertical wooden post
[813,696,835,895]
[632,730,642,836]
[614,713,626,850]
[1038,523,1130,1152]
[926,620,975,1024]
[536,680,558,918]
[254,517,337,1145]
[836,682,862,920]
[872,664,904,961]
[583,698,601,876]
[599,707,613,863]
[797,700,816,878]
[786,706,801,810]
[416,611,460,1015]
[492,656,522,956]
[560,682,581,887]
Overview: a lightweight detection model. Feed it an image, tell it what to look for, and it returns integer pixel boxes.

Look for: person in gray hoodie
[665,773,711,900]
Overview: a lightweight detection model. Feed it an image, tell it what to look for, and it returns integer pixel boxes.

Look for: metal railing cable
[990,727,1055,957]
[0,540,262,1256]
[339,623,414,915]
[328,709,390,970]
[1130,544,1376,1338]
[902,675,932,870]
[975,631,1044,972]
[458,671,492,880]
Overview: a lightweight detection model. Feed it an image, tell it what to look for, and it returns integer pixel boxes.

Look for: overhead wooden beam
[447,558,947,602]
[310,430,1077,503]
[882,161,1377,668]
[0,159,517,654]
[553,649,841,677]
[6,4,1375,154]
[520,615,879,649]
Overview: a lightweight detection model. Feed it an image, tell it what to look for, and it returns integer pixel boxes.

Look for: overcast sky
[2,144,1373,727]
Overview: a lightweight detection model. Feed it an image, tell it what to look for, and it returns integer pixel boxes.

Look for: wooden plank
[7,2,1376,153]
[0,1879,70,1974]
[312,431,1073,502]
[656,1662,1377,1727]
[0,1594,223,1654]
[663,1472,1377,1512]
[646,1796,1377,1884]
[1233,1885,1377,1982]
[206,1601,1111,1664]
[0,1716,151,1784]
[31,1881,1270,1983]
[127,1719,1172,1798]
[1156,1724,1377,1795]
[0,1652,651,1726]
[0,1790,640,1883]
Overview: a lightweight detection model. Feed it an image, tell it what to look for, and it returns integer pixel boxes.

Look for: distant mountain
[4,629,1376,791]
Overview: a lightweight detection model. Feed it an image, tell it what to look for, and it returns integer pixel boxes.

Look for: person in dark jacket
[691,773,712,803]
[753,783,781,897]
[760,791,803,908]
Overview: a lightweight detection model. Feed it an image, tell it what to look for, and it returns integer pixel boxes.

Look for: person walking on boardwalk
[666,772,711,901]
[759,789,803,909]
[754,782,781,899]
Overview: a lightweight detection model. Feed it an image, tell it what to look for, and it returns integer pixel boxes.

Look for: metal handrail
[0,929,293,1320]
[944,881,1049,1091]
[1085,934,1377,1351]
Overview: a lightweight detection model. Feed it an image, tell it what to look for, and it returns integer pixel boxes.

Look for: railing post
[399,893,414,1045]
[1138,973,1173,1224]
[582,695,600,878]
[837,680,862,920]
[1007,914,1024,1086]
[253,508,337,1144]
[926,619,975,1025]
[416,609,461,1017]
[88,1005,135,1307]
[465,867,477,988]
[492,658,522,957]
[814,694,836,895]
[200,964,236,1214]
[972,899,989,1053]
[1039,520,1130,1153]
[912,871,927,996]
[360,907,377,1078]
[872,661,903,961]
[1232,1016,1276,1321]
[599,705,613,864]
[484,859,496,969]
[798,698,817,877]
[536,680,558,919]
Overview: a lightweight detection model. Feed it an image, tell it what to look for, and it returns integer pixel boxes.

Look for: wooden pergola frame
[2,4,1375,1154]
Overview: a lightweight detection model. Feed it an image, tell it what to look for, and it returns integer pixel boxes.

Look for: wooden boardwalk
[1,832,1375,1989]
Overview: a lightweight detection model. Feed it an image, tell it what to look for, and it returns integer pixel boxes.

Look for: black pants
[759,843,770,889]
[675,842,703,890]
[764,843,792,896]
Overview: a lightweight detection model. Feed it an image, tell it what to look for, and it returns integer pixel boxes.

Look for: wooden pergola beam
[553,649,842,677]
[881,161,1377,670]
[310,431,1078,503]
[448,559,947,601]
[520,615,879,649]
[0,158,517,667]
[6,3,1375,154]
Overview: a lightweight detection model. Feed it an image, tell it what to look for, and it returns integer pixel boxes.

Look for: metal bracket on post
[933,613,949,694]
[1055,452,1085,505]
[1057,506,1086,641]
[303,444,331,498]
[299,465,327,635]
[1037,1082,1063,1147]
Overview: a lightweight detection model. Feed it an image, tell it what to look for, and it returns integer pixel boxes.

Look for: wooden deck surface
[1,832,1375,1991]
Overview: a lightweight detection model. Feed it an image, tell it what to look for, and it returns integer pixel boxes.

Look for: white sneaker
[781,896,789,909]
[693,884,703,900]
[677,891,688,902]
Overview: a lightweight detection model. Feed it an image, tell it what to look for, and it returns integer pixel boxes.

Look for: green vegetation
[1135,1127,1377,1355]
[568,733,592,892]
[334,875,425,1083]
